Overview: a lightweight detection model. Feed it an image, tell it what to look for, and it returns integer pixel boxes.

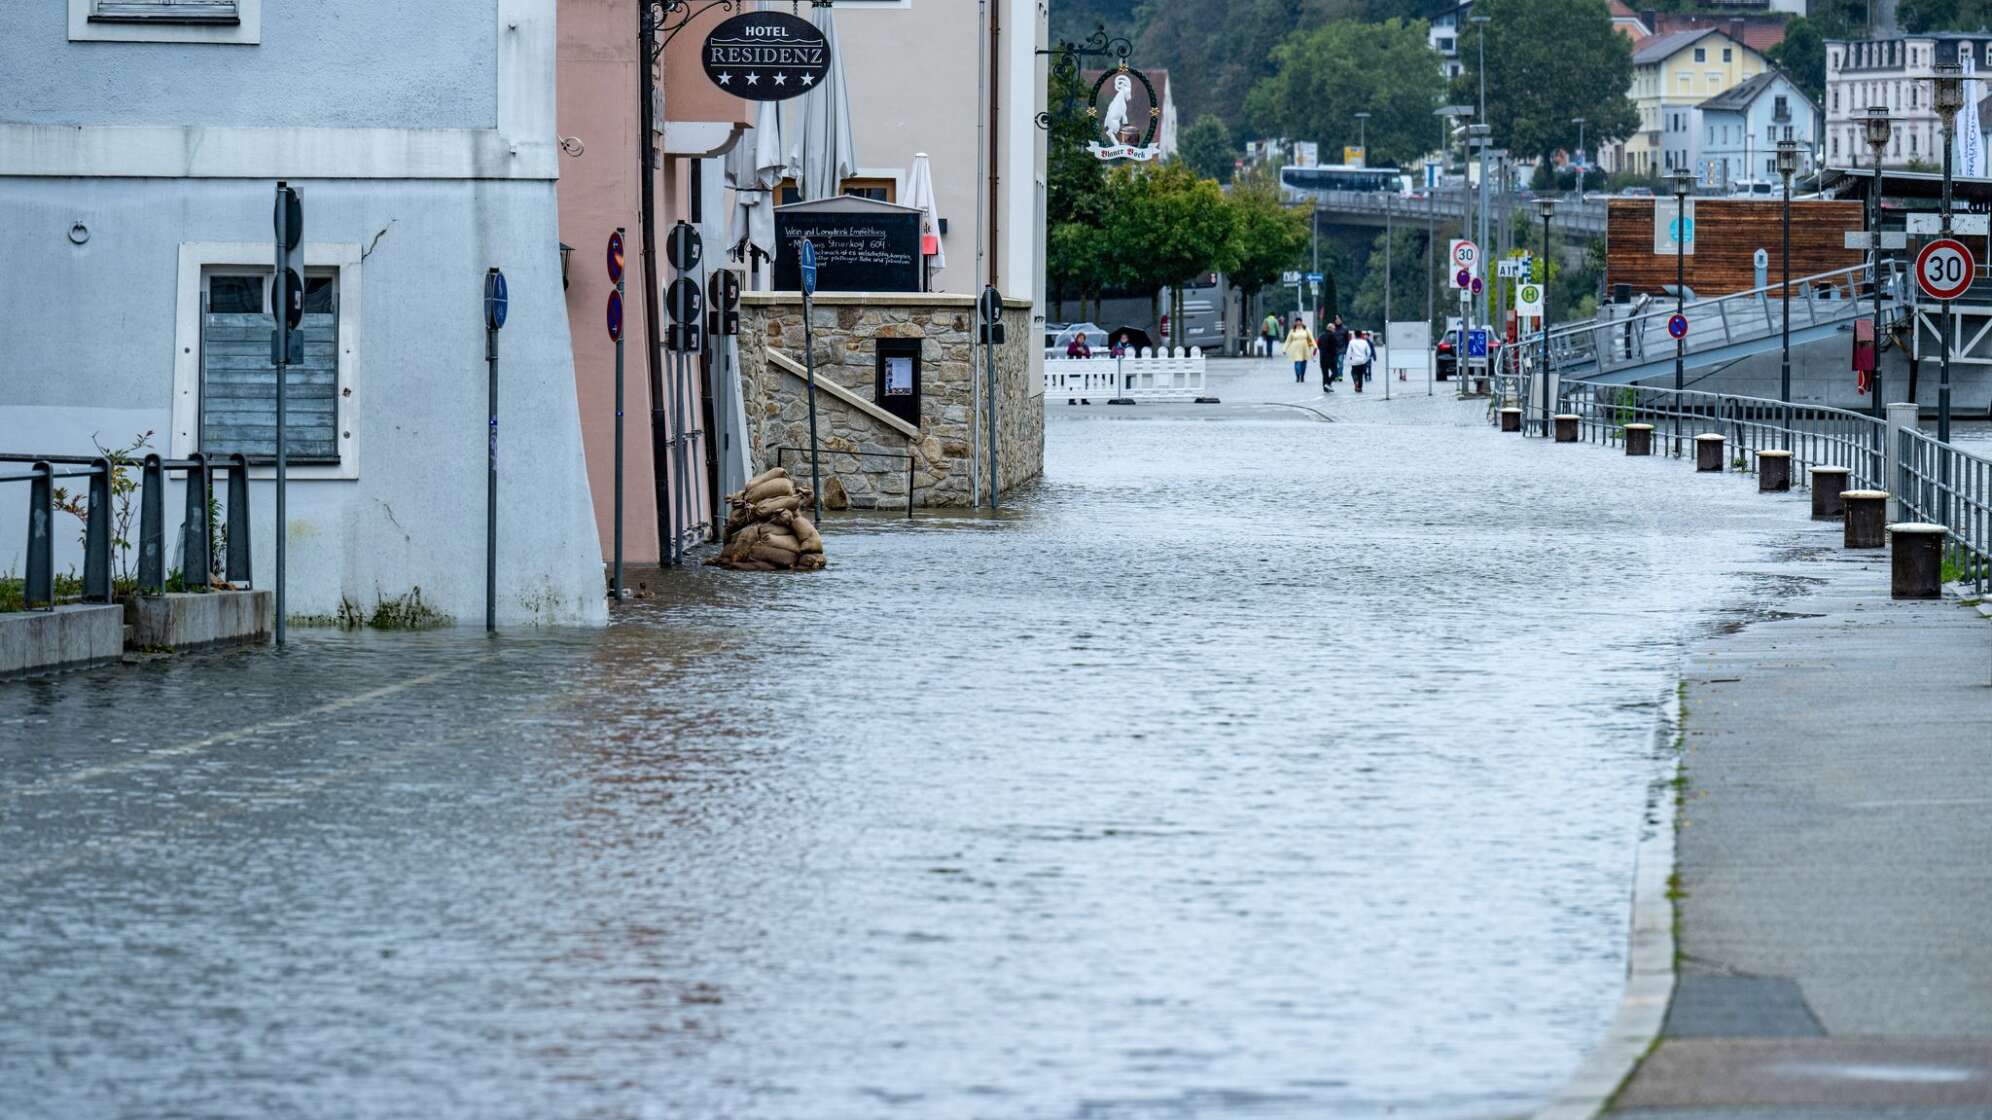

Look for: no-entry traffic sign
[1667,313,1689,339]
[1915,237,1975,301]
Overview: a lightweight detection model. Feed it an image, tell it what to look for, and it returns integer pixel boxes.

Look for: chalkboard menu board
[773,211,922,293]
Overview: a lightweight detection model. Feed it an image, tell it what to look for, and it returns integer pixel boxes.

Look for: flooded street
[1,362,1810,1120]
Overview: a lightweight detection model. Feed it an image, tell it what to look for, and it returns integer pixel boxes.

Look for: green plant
[366,587,451,630]
[50,430,154,584]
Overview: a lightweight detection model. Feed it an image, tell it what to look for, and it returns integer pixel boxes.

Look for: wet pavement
[2,360,1818,1120]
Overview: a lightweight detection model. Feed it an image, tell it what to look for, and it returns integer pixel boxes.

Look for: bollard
[1625,423,1654,456]
[1842,490,1889,548]
[1887,523,1946,599]
[1695,432,1726,472]
[1758,449,1793,492]
[1809,466,1850,519]
[1554,414,1580,443]
[1500,407,1522,432]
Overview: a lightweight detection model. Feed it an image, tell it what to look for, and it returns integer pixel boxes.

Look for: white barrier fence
[1042,347,1208,401]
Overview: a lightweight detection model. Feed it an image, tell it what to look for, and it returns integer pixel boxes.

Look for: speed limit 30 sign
[1450,239,1480,277]
[1915,237,1975,301]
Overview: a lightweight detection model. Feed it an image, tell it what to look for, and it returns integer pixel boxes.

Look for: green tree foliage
[1349,227,1430,326]
[1052,0,1143,46]
[1224,166,1312,302]
[1179,115,1238,182]
[1457,0,1637,162]
[1048,58,1112,317]
[1246,19,1445,168]
[1104,162,1245,325]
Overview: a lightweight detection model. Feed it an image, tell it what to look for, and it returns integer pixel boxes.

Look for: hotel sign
[702,11,830,102]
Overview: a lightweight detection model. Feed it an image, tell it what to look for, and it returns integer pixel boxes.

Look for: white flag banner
[1959,55,1985,179]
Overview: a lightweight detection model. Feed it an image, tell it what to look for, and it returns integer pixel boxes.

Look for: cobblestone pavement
[2,361,1824,1120]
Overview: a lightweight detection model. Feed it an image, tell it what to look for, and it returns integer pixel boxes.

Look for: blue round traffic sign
[607,230,625,284]
[484,268,509,331]
[799,238,819,296]
[1667,313,1688,339]
[607,289,623,341]
[1455,268,1471,289]
[1470,277,1484,296]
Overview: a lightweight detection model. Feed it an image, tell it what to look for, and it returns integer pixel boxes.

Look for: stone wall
[738,293,1043,509]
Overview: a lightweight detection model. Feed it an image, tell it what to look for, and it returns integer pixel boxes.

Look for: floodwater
[0,365,1807,1120]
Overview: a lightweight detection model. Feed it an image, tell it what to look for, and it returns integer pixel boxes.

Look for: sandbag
[745,466,788,489]
[793,552,828,571]
[723,521,773,559]
[763,531,801,553]
[750,543,798,567]
[753,494,802,519]
[744,477,796,504]
[789,515,822,554]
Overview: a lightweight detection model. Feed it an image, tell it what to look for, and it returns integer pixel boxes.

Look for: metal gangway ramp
[1520,263,1903,384]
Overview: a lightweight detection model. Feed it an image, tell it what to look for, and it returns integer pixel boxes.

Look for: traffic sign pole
[271,182,300,647]
[484,267,507,632]
[800,238,822,523]
[609,228,625,599]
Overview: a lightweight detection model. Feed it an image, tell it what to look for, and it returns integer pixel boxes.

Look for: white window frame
[70,0,262,45]
[172,241,363,481]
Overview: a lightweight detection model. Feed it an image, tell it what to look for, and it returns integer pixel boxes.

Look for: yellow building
[1623,29,1766,177]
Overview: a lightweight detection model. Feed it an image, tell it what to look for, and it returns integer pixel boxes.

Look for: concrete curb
[1531,700,1681,1120]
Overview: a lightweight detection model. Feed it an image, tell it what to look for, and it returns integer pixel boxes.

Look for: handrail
[1535,262,1880,349]
[5,449,257,612]
[1896,428,1992,595]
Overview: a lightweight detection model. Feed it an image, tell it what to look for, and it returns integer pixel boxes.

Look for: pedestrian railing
[2,451,253,610]
[1896,429,1992,595]
[1043,347,1207,401]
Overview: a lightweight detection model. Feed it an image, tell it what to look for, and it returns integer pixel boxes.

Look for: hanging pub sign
[701,11,830,102]
[1086,61,1163,162]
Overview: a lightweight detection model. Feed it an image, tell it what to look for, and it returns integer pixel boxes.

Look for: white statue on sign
[1101,73,1132,146]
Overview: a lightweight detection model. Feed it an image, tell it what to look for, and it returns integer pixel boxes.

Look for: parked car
[1620,186,1655,198]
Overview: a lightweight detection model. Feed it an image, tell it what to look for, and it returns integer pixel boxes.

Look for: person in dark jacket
[1323,315,1351,390]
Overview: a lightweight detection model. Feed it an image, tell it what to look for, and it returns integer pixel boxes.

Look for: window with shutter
[200,270,340,464]
[92,0,238,22]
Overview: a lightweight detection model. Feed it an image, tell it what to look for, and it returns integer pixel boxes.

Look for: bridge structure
[1305,189,1609,241]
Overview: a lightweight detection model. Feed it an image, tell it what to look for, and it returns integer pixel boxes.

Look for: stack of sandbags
[709,467,827,572]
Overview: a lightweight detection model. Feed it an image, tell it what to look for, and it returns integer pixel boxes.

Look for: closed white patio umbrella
[788,1,856,200]
[905,151,944,287]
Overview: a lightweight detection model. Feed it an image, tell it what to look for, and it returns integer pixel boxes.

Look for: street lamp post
[1776,138,1799,449]
[1471,123,1492,340]
[1933,64,1965,445]
[1354,111,1371,164]
[1572,117,1586,197]
[1537,196,1556,437]
[1864,105,1892,423]
[1671,168,1695,453]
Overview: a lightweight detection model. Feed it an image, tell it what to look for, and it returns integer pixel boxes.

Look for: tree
[1103,161,1243,334]
[1179,115,1237,183]
[1458,0,1637,162]
[1047,58,1111,318]
[1223,166,1312,348]
[1766,17,1836,105]
[1245,19,1446,169]
[1349,227,1429,328]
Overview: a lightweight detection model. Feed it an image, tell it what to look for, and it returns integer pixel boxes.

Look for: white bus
[1278,164,1414,202]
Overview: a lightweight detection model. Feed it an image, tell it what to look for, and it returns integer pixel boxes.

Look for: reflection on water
[0,399,1806,1119]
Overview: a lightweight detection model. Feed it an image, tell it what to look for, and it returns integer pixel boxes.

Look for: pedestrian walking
[1329,315,1351,385]
[1318,316,1343,393]
[1283,318,1317,383]
[1346,330,1375,392]
[1260,311,1279,357]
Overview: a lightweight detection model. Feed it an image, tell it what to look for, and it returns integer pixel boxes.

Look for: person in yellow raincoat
[1282,318,1317,385]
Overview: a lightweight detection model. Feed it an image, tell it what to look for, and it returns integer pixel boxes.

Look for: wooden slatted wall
[1605,199,1866,298]
[202,311,339,461]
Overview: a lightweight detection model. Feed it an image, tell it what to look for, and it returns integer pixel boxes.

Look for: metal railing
[774,446,916,519]
[1519,262,1895,380]
[2,451,253,611]
[1896,429,1992,595]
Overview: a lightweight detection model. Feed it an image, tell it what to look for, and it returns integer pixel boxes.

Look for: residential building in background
[0,0,605,625]
[1429,0,1473,81]
[1823,33,1992,168]
[1623,28,1766,176]
[1697,70,1819,187]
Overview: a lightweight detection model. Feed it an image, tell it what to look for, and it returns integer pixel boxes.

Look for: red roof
[1648,12,1785,55]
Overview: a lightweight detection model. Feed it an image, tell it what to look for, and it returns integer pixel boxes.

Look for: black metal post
[226,453,251,586]
[983,289,1001,508]
[273,182,290,645]
[182,452,209,593]
[1941,115,1956,445]
[85,457,111,602]
[691,162,722,544]
[486,318,498,633]
[139,454,164,595]
[1872,141,1885,421]
[638,7,673,571]
[1542,208,1554,437]
[613,227,626,598]
[802,286,822,523]
[25,462,52,609]
[1781,167,1792,448]
[1675,190,1686,453]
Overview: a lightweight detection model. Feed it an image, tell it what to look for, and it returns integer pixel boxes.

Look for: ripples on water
[0,398,1808,1119]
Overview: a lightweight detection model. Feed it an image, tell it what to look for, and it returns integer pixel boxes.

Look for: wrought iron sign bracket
[642,0,738,62]
[1035,24,1132,130]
